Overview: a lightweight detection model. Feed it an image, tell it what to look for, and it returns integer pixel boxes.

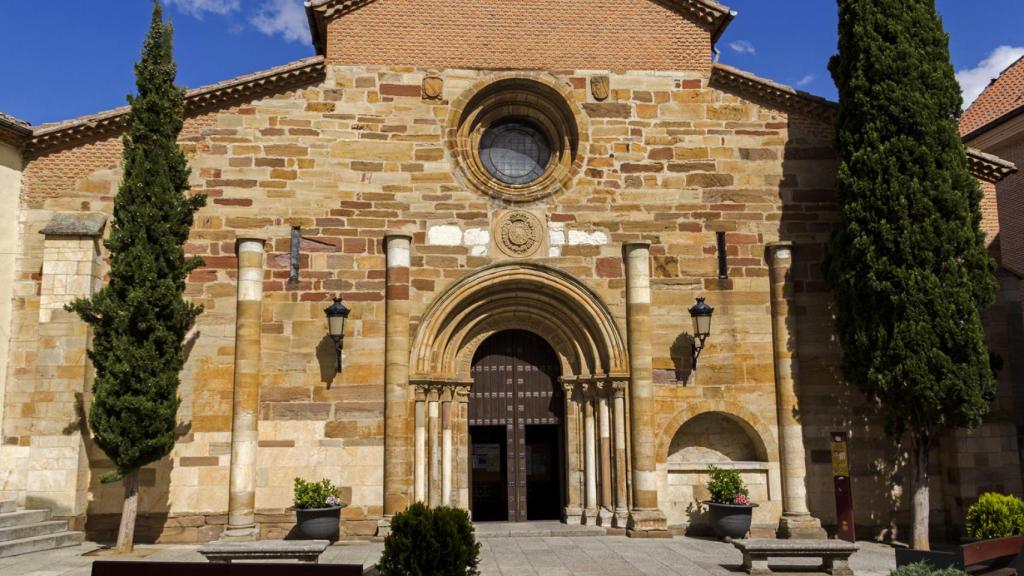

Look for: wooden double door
[469,330,564,522]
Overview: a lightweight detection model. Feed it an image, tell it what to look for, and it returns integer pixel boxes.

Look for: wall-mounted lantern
[688,296,714,370]
[324,296,351,373]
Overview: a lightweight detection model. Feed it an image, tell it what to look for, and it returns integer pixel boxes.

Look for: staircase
[0,499,84,558]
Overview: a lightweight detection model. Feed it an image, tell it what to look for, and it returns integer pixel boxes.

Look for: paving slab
[0,536,897,576]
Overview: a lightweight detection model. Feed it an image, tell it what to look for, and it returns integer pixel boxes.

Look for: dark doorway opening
[469,330,564,522]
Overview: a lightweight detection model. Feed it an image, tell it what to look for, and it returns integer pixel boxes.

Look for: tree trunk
[911,431,930,551]
[116,469,140,554]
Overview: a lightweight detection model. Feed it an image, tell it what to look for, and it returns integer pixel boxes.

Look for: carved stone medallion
[495,211,543,258]
[422,74,444,100]
[591,76,610,101]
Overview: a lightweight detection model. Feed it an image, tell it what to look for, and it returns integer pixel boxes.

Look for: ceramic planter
[706,501,758,541]
[292,505,345,540]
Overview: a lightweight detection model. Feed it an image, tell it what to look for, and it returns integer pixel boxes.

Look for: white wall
[0,141,23,437]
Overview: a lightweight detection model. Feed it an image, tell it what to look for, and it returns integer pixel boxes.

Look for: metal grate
[479,121,551,185]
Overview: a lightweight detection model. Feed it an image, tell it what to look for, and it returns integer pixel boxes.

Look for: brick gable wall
[991,136,1024,277]
[325,0,714,71]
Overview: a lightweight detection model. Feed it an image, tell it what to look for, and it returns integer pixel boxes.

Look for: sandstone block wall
[2,60,1019,542]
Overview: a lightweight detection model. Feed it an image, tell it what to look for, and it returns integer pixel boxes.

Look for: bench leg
[822,556,853,576]
[743,553,771,576]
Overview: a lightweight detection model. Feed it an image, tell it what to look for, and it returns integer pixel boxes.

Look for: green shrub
[888,563,967,576]
[293,477,342,509]
[706,465,749,504]
[378,503,481,576]
[965,492,1024,539]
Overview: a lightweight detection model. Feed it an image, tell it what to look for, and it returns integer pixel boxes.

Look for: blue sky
[1,0,1022,125]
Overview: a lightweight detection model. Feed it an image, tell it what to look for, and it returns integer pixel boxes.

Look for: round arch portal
[408,263,631,524]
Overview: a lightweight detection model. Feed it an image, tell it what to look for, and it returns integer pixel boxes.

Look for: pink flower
[733,494,751,506]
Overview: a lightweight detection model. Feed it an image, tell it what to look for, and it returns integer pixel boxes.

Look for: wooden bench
[732,539,859,576]
[895,536,1023,576]
[197,539,331,564]
[91,560,367,576]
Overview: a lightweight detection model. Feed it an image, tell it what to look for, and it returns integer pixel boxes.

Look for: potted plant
[704,464,758,541]
[291,477,346,540]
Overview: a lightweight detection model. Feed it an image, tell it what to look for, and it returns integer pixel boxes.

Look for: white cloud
[796,75,815,88]
[163,0,240,18]
[728,40,756,56]
[251,0,311,44]
[957,45,1024,108]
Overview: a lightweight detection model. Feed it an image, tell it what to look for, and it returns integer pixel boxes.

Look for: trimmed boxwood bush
[377,503,481,576]
[889,563,967,576]
[965,492,1024,540]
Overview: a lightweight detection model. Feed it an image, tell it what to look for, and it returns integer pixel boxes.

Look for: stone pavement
[0,536,896,576]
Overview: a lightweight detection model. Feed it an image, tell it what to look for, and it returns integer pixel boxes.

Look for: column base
[563,506,583,525]
[777,514,827,540]
[582,507,601,525]
[376,516,392,537]
[612,507,629,529]
[596,507,614,526]
[221,525,260,541]
[626,508,670,538]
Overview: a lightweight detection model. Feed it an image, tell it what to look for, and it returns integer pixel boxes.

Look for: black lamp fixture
[688,296,714,370]
[324,296,351,373]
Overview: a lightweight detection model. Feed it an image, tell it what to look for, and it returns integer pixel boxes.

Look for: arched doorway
[469,330,564,522]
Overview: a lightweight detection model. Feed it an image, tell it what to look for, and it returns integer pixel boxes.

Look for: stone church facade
[0,0,1021,542]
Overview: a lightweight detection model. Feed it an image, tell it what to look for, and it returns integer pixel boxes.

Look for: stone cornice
[710,63,838,120]
[25,56,326,157]
[0,113,31,148]
[966,147,1018,183]
[304,0,735,55]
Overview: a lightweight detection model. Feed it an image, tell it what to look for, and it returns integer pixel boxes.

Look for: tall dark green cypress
[827,0,997,550]
[68,2,205,553]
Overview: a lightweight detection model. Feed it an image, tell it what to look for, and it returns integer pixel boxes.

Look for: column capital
[765,241,794,262]
[622,240,652,249]
[235,234,269,249]
[384,232,414,242]
[611,380,627,398]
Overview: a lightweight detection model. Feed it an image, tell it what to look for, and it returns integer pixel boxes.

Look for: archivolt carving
[410,263,628,383]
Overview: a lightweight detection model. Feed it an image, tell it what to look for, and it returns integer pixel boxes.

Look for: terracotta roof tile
[960,56,1024,137]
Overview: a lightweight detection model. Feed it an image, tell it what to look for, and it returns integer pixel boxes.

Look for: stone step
[0,509,50,529]
[0,500,15,514]
[0,520,68,543]
[0,531,84,558]
[474,522,607,539]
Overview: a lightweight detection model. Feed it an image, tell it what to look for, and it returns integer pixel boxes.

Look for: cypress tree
[827,0,997,549]
[68,2,205,553]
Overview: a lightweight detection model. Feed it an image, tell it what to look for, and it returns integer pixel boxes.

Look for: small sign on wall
[831,431,856,542]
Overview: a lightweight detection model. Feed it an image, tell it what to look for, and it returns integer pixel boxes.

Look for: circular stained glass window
[479,121,551,186]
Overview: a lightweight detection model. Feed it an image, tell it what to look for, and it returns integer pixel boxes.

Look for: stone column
[225,237,266,540]
[427,387,441,508]
[414,386,427,503]
[766,242,826,539]
[441,389,453,506]
[562,381,583,524]
[598,383,614,525]
[583,385,599,524]
[612,382,630,527]
[455,386,471,509]
[381,233,412,533]
[624,241,668,536]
